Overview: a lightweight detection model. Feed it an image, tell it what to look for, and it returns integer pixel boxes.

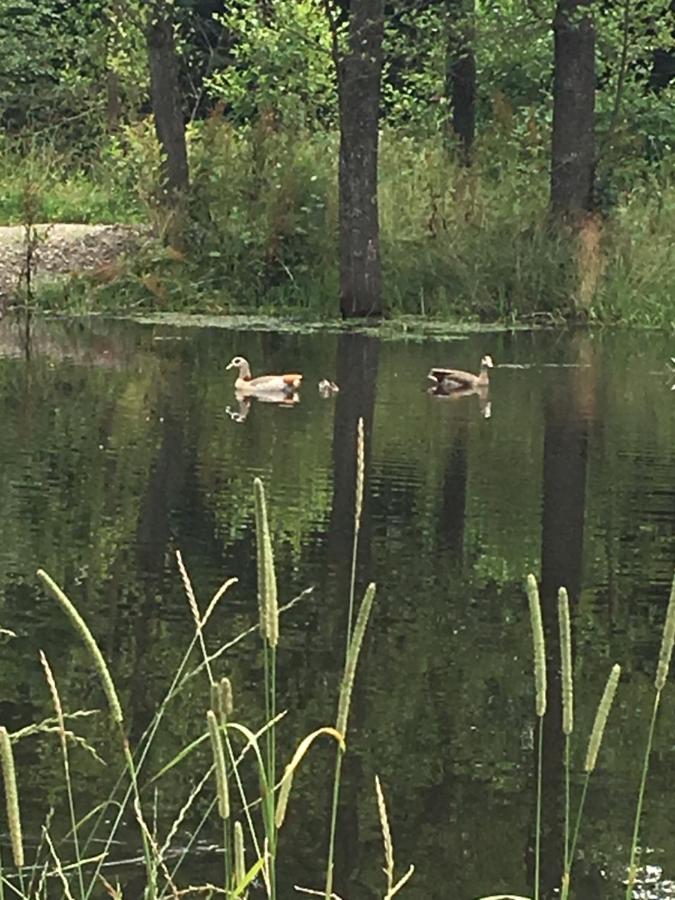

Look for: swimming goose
[428,355,494,391]
[226,356,302,395]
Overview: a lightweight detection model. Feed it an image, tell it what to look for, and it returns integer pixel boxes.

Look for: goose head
[481,355,494,369]
[226,356,252,379]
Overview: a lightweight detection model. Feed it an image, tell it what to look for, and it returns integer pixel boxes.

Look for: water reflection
[0,320,674,898]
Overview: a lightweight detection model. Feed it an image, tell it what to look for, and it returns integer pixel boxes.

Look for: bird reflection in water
[428,383,492,419]
[225,390,300,423]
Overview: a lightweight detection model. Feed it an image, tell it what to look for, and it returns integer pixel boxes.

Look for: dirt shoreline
[0,223,145,305]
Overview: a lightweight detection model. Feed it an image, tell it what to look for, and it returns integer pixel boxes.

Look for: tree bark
[332,0,385,318]
[550,0,596,217]
[445,0,476,164]
[146,3,189,200]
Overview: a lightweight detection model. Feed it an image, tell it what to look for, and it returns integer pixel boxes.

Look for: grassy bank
[1,123,674,328]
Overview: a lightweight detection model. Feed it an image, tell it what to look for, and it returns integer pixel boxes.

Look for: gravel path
[0,223,146,305]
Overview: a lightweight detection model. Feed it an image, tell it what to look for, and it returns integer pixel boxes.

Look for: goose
[428,355,494,391]
[226,356,302,395]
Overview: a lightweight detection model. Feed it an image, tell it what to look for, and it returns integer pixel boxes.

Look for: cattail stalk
[0,728,23,868]
[627,572,675,899]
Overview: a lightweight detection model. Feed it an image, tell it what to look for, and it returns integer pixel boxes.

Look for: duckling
[226,356,302,396]
[318,379,340,398]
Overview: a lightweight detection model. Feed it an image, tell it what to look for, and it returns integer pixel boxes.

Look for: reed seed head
[210,677,234,724]
[558,587,574,735]
[337,582,376,736]
[0,726,24,868]
[526,574,547,718]
[584,663,621,773]
[375,775,394,890]
[220,677,234,716]
[206,710,230,820]
[39,651,66,739]
[253,477,279,647]
[234,820,245,888]
[176,550,201,627]
[655,571,675,691]
[355,417,365,529]
[37,569,124,725]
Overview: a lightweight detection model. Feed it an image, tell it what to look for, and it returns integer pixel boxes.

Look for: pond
[0,316,674,899]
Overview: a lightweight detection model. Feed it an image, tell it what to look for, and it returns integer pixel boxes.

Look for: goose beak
[226,361,235,370]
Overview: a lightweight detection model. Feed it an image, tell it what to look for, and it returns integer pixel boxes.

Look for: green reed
[253,475,280,898]
[525,574,546,900]
[36,568,155,900]
[626,572,675,899]
[558,586,573,885]
[0,726,24,871]
[39,651,85,900]
[562,663,621,900]
[13,461,388,900]
[324,417,373,900]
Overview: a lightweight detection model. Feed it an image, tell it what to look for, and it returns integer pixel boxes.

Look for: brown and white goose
[428,355,494,391]
[226,356,303,396]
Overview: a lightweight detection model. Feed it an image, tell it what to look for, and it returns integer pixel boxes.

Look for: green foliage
[206,0,336,128]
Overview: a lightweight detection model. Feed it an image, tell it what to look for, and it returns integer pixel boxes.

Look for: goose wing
[249,373,303,391]
[427,367,475,388]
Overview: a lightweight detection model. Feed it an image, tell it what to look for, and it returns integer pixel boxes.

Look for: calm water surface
[1,318,674,899]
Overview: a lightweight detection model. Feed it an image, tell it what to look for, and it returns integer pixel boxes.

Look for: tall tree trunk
[445,0,476,164]
[550,0,596,217]
[329,0,384,318]
[146,1,189,239]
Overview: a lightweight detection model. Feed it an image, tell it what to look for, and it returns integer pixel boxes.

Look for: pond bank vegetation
[2,128,673,330]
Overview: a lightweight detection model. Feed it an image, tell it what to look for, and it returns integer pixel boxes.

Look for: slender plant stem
[326,420,364,900]
[121,734,156,900]
[564,734,570,873]
[268,645,277,899]
[534,716,544,900]
[223,816,230,893]
[325,751,344,900]
[626,690,661,900]
[345,521,360,660]
[563,772,590,899]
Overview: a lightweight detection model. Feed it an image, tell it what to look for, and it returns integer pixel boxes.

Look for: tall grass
[480,571,675,900]
[0,423,392,899]
[3,122,673,326]
[625,571,675,899]
[525,574,546,900]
